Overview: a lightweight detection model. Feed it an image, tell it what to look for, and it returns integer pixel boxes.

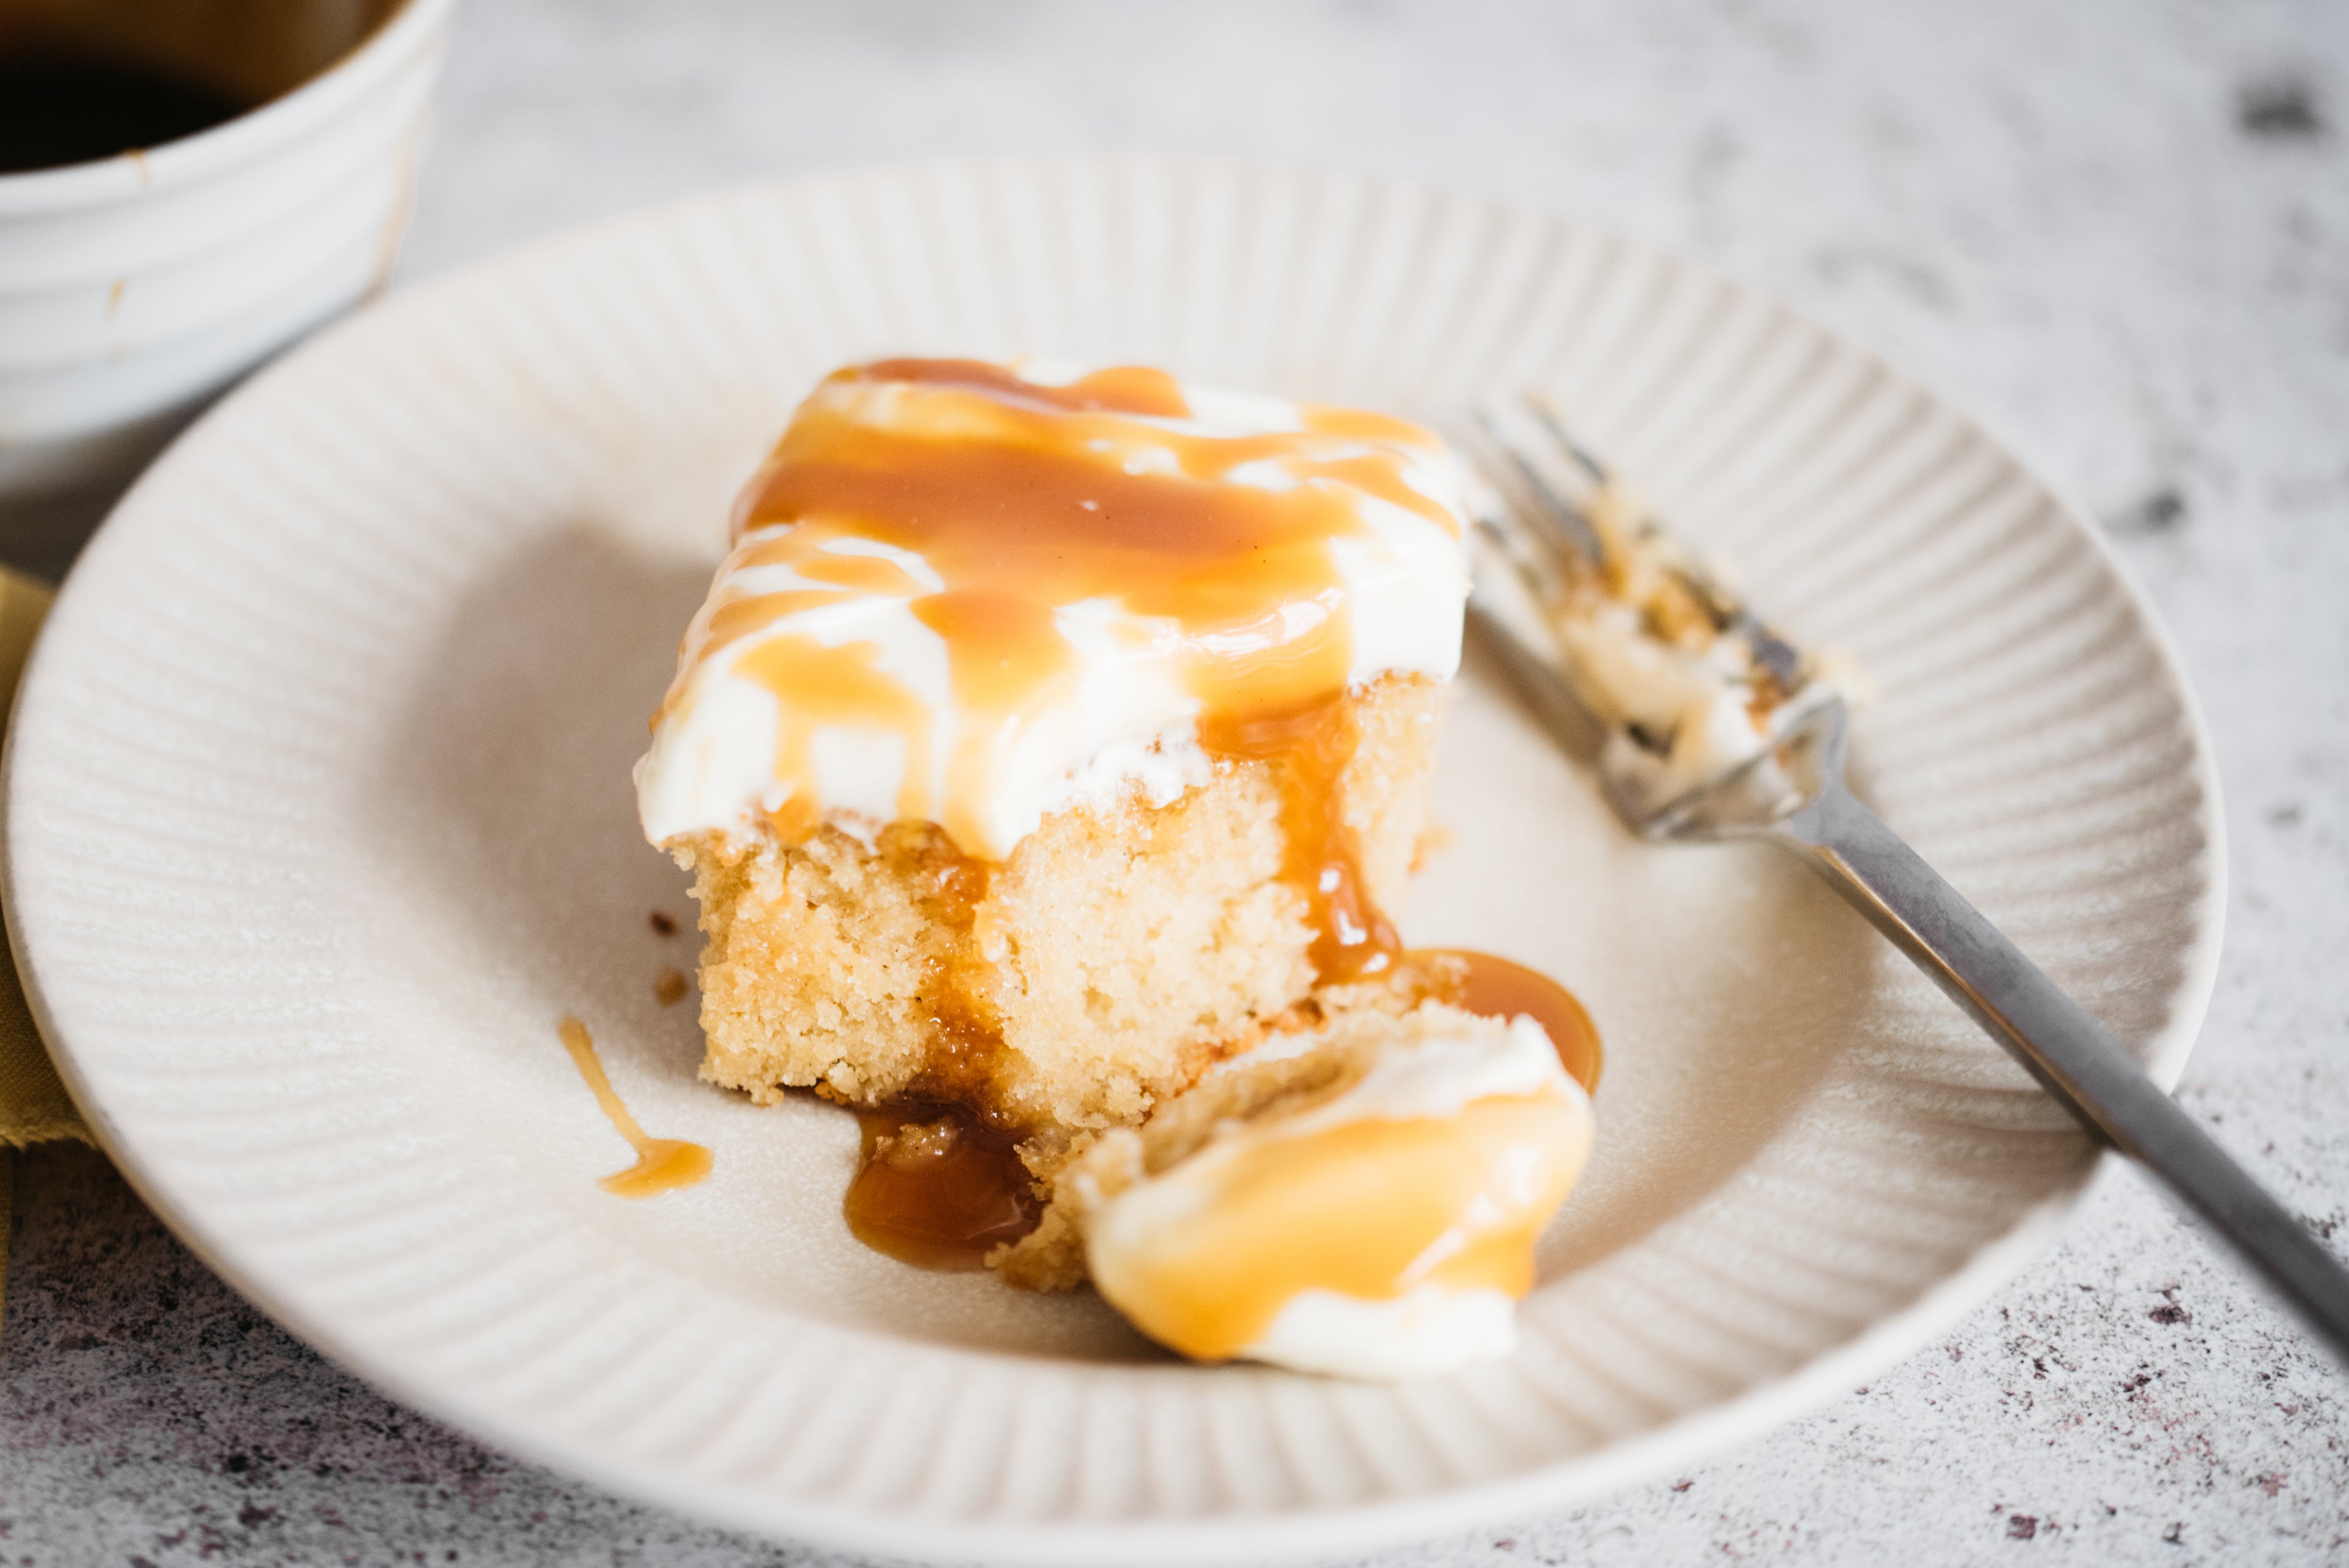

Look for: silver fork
[1468,396,2349,1365]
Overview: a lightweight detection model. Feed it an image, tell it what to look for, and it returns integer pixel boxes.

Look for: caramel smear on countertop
[557,1017,711,1198]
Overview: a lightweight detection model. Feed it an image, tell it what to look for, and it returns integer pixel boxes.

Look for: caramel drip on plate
[1421,949,1604,1093]
[556,1017,712,1199]
[806,822,1041,1273]
[837,820,1025,1269]
[844,1102,1039,1271]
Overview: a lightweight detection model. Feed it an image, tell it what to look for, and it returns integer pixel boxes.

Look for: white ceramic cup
[0,0,454,505]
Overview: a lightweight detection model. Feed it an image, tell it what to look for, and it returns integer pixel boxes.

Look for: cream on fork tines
[1467,393,2349,1367]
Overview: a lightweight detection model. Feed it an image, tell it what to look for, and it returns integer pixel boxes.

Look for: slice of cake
[638,359,1475,1167]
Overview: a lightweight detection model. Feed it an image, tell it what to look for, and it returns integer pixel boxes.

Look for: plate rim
[2,154,2228,1564]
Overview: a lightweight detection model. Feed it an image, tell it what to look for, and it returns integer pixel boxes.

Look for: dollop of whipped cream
[636,359,1474,861]
[1085,1012,1595,1380]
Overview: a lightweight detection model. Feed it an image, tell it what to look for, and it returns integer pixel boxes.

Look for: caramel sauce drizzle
[859,357,1193,418]
[1423,949,1604,1093]
[1200,693,1401,983]
[844,1102,1039,1271]
[732,634,934,829]
[557,1017,712,1199]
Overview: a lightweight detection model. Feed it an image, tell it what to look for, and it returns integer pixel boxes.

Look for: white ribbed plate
[3,160,2222,1565]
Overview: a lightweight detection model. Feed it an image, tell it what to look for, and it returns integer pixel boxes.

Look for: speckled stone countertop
[4,2,2347,1562]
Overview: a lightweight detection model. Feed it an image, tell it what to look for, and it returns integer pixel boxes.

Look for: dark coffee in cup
[0,0,401,174]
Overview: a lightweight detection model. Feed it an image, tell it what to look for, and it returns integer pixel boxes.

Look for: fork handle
[1777,779,2349,1365]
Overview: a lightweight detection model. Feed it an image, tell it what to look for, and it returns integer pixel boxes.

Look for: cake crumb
[875,1117,961,1167]
[649,910,678,936]
[655,967,689,1006]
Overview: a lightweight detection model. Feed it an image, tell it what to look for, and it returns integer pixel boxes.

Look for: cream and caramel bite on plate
[1011,1001,1594,1379]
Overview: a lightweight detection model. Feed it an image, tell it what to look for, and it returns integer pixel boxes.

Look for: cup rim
[0,0,455,216]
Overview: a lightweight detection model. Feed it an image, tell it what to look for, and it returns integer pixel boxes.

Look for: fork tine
[1478,392,1822,696]
[1472,403,1606,570]
[1525,395,1611,488]
[1516,396,1814,674]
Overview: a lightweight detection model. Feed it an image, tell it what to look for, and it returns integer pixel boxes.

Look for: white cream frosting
[1243,1013,1579,1131]
[635,362,1474,861]
[1242,1282,1521,1380]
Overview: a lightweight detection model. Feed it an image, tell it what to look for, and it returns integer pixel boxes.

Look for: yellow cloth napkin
[0,565,94,1330]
